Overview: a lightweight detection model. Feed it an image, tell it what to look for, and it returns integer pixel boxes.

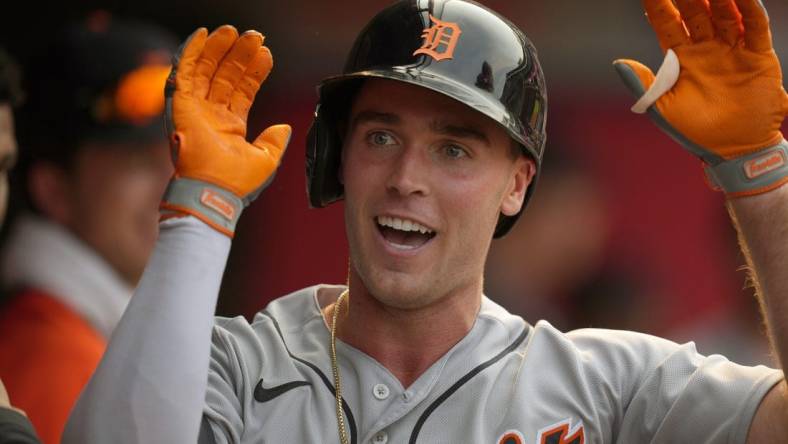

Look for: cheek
[342,150,379,201]
[439,172,501,225]
[79,173,154,225]
[342,176,372,241]
[79,181,131,228]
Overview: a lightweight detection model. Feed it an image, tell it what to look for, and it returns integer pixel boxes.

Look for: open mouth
[376,216,436,250]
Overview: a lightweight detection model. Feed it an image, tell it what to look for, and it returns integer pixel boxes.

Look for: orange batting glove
[614,0,788,197]
[160,25,291,237]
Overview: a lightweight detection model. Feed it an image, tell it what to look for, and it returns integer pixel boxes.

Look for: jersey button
[373,383,390,400]
[372,431,388,443]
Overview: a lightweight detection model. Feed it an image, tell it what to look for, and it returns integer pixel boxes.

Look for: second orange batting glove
[614,0,788,198]
[161,25,291,237]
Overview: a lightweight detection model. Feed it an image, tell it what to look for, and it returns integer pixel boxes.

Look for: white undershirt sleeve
[63,217,231,444]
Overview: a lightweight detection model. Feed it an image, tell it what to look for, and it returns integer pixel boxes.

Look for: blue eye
[369,131,396,146]
[444,144,468,159]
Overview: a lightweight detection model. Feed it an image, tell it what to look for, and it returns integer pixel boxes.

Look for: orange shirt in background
[0,290,105,444]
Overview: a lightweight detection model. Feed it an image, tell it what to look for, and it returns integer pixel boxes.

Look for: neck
[323,276,482,388]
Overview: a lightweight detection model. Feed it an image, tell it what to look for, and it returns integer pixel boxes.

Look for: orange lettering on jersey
[744,150,786,179]
[200,188,236,221]
[537,419,585,444]
[497,430,524,444]
[413,15,462,61]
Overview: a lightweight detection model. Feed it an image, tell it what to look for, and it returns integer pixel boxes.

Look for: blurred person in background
[488,141,774,367]
[485,146,611,329]
[0,47,41,444]
[0,13,175,443]
[487,144,773,366]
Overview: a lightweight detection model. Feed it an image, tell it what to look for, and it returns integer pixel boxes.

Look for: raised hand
[161,25,291,236]
[615,0,788,197]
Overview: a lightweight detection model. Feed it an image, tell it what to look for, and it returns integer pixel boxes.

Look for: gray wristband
[704,140,788,196]
[163,178,244,234]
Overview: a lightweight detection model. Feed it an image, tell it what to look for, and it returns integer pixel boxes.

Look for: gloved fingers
[733,0,773,52]
[193,25,238,99]
[252,124,292,166]
[675,0,715,42]
[643,0,692,51]
[171,28,208,96]
[229,45,273,120]
[709,0,744,46]
[613,58,657,98]
[208,31,264,106]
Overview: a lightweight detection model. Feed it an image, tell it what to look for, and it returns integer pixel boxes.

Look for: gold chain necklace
[330,289,350,444]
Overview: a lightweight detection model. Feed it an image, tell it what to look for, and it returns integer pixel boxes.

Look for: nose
[385,146,429,197]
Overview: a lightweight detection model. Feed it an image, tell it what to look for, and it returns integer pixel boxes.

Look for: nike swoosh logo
[254,378,311,403]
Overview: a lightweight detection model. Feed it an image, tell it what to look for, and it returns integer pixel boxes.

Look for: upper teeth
[377,216,434,234]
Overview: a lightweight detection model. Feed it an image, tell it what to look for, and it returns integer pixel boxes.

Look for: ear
[500,156,536,217]
[27,162,75,225]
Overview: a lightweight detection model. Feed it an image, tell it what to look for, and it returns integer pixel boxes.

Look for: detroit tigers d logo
[413,15,462,61]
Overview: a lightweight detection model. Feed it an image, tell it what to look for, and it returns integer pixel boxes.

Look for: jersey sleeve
[566,327,783,444]
[199,318,260,444]
[63,217,231,444]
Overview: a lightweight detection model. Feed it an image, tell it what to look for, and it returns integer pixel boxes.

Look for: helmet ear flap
[306,109,342,208]
[306,79,364,208]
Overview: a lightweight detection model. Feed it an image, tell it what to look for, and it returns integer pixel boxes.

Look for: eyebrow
[429,120,490,146]
[350,110,401,129]
[351,110,491,146]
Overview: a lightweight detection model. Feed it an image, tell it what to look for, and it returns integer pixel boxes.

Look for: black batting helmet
[306,0,547,238]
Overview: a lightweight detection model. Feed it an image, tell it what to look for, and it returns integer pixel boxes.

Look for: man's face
[341,79,534,309]
[0,104,17,225]
[63,139,172,284]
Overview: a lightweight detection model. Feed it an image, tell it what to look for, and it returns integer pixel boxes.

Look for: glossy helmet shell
[306,0,547,237]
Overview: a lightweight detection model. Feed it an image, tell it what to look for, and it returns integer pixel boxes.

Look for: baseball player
[65,0,788,443]
[0,15,176,443]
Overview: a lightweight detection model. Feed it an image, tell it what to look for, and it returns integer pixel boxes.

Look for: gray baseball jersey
[200,285,782,444]
[61,219,783,444]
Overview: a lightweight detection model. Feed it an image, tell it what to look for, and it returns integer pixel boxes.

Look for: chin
[355,262,439,310]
